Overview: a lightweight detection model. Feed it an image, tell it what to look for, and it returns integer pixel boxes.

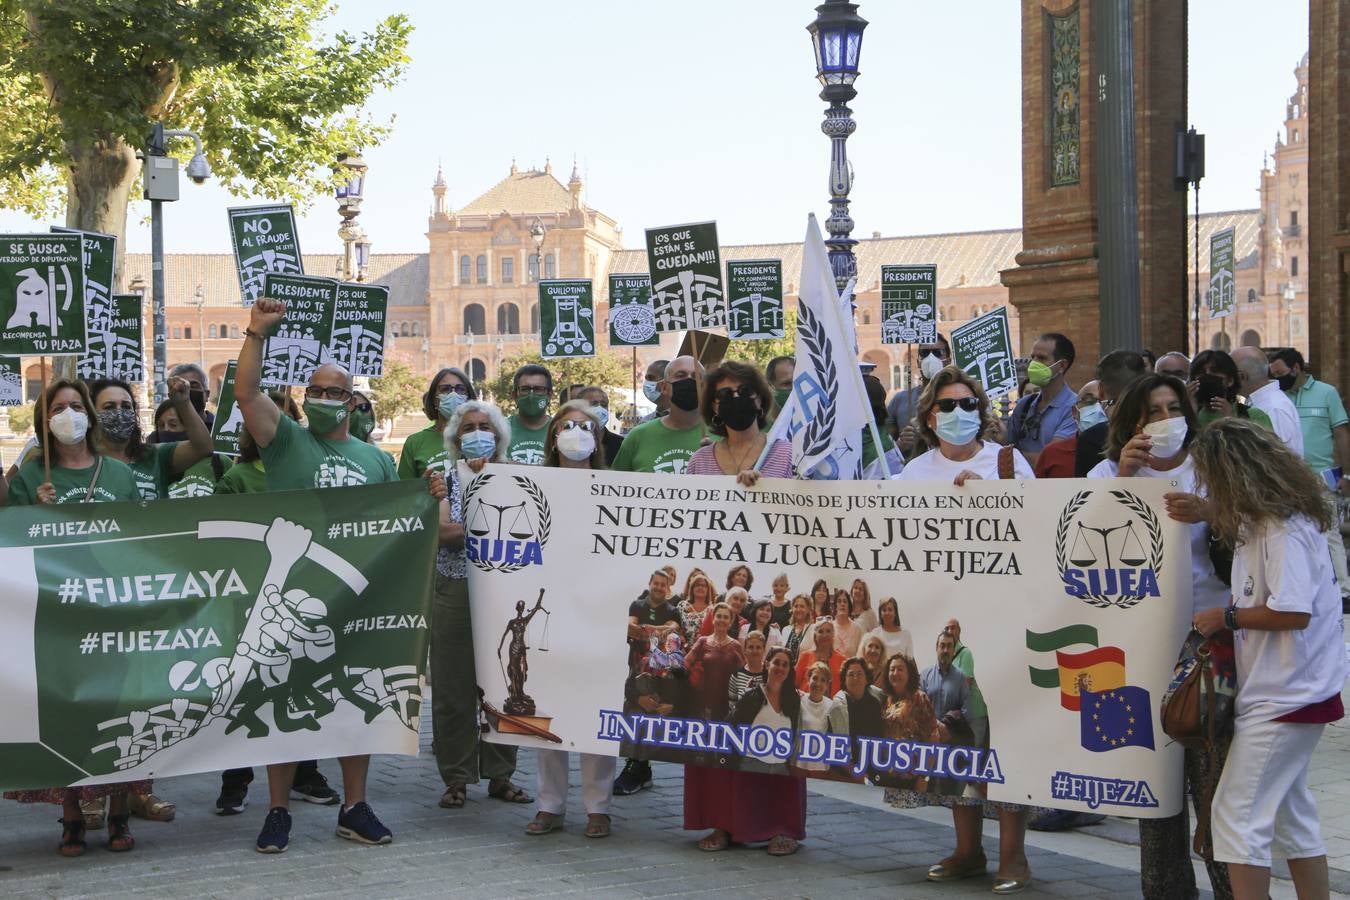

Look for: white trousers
[1211,715,1326,867]
[1325,521,1349,598]
[535,750,617,816]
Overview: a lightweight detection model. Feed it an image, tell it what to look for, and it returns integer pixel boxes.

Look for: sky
[0,1,1311,256]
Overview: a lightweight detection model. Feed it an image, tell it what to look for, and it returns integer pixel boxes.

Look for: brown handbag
[1159,633,1224,859]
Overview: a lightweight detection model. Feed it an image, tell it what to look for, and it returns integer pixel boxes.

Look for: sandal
[128,791,176,822]
[524,812,563,835]
[106,813,134,853]
[438,782,467,809]
[766,834,800,856]
[697,829,730,852]
[487,779,532,804]
[584,814,611,838]
[58,817,86,858]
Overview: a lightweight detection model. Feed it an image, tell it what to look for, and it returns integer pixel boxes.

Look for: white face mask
[1143,416,1188,460]
[556,428,596,462]
[50,408,89,446]
[920,353,945,381]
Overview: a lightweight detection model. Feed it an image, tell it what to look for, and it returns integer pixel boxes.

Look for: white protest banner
[464,465,1188,818]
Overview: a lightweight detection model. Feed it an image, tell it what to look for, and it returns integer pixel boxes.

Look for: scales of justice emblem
[1066,519,1150,570]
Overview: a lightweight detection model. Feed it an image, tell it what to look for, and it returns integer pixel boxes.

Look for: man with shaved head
[235,296,440,853]
[610,354,709,476]
[1234,346,1303,454]
[1154,351,1189,380]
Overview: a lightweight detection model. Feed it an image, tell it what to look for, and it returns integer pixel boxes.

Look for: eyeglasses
[558,420,595,433]
[714,386,756,404]
[354,402,373,413]
[437,383,469,396]
[304,385,352,401]
[515,385,550,396]
[935,397,980,413]
[917,348,947,360]
[1158,369,1187,380]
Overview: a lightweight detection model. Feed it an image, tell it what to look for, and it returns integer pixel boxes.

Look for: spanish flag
[1027,625,1128,711]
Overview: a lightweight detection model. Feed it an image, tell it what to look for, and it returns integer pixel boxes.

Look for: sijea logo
[1055,489,1164,609]
[462,472,551,573]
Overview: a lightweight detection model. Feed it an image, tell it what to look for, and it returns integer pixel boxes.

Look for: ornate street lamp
[807,0,868,292]
[530,218,546,283]
[336,152,369,282]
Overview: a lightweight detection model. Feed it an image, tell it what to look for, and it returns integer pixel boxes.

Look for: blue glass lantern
[807,1,868,97]
[336,152,368,203]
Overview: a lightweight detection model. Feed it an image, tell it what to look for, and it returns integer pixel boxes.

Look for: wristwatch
[1223,605,1239,631]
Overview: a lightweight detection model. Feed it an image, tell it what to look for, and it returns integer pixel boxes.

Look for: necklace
[717,433,765,474]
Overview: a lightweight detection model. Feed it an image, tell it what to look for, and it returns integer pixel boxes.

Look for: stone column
[1308,0,1350,397]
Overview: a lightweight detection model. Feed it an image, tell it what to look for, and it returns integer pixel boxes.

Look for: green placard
[76,294,144,383]
[211,360,242,456]
[52,227,116,326]
[951,307,1017,398]
[726,259,784,340]
[1207,227,1236,320]
[331,283,389,377]
[538,279,595,359]
[228,205,304,307]
[259,273,337,387]
[881,264,938,345]
[0,233,88,356]
[0,356,21,406]
[607,274,658,347]
[644,221,725,332]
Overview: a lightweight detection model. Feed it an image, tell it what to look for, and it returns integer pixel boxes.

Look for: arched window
[476,255,488,283]
[463,304,486,335]
[501,257,514,284]
[1240,329,1262,348]
[544,253,556,279]
[182,326,191,340]
[460,255,471,284]
[218,322,229,336]
[1247,288,1257,303]
[1210,332,1232,352]
[497,302,520,335]
[469,357,487,383]
[208,324,218,339]
[528,255,539,282]
[410,322,420,337]
[862,310,871,325]
[530,303,540,333]
[400,322,411,337]
[230,325,241,338]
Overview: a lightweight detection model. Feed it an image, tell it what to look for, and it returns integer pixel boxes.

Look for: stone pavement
[1,695,1345,898]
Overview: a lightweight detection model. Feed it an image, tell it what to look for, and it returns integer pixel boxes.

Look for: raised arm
[166,375,214,474]
[236,298,285,448]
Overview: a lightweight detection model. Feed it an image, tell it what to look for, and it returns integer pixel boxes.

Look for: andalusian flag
[1026,625,1127,711]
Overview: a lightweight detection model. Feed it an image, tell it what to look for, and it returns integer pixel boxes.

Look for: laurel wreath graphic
[462,472,552,574]
[797,302,838,460]
[1055,488,1165,609]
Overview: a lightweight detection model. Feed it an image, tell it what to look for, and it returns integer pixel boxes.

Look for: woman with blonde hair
[1187,420,1346,900]
[849,578,878,633]
[677,569,715,646]
[782,595,816,665]
[867,597,914,662]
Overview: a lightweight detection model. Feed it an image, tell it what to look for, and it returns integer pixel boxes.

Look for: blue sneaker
[336,801,392,845]
[255,806,291,853]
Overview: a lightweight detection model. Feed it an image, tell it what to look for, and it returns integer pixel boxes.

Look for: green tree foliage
[368,355,425,426]
[726,307,797,371]
[0,0,410,263]
[486,350,638,418]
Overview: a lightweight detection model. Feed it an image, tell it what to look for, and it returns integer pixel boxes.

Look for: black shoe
[1028,810,1105,832]
[216,782,249,816]
[612,759,653,796]
[291,769,340,806]
[255,807,292,853]
[336,801,392,845]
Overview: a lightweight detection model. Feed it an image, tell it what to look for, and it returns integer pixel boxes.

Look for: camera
[185,152,212,185]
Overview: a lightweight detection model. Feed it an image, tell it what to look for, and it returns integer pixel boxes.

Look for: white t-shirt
[797,693,832,772]
[1230,514,1348,722]
[868,626,915,662]
[833,617,864,657]
[895,442,1034,483]
[1248,382,1305,457]
[1087,455,1228,615]
[750,698,792,764]
[853,607,879,634]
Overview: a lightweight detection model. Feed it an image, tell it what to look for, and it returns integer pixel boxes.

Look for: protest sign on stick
[538,280,595,359]
[726,260,785,340]
[880,264,938,345]
[0,233,88,356]
[952,307,1017,398]
[644,222,725,332]
[76,294,144,382]
[607,274,659,347]
[228,205,304,307]
[331,283,389,377]
[258,273,337,387]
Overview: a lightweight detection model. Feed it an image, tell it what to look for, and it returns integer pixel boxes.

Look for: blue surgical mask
[592,406,609,429]
[1077,402,1107,432]
[934,408,982,445]
[642,380,662,404]
[459,430,496,460]
[438,392,466,419]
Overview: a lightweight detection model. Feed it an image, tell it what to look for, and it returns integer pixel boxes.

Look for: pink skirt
[683,765,806,842]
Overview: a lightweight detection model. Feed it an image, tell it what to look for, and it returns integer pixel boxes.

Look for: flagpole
[826,275,891,479]
[39,355,50,484]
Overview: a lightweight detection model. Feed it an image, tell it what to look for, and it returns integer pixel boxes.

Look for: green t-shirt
[951,643,987,721]
[215,458,269,495]
[168,454,231,499]
[398,424,450,479]
[610,418,709,474]
[1289,376,1350,473]
[1196,404,1273,435]
[126,442,179,500]
[259,415,398,491]
[506,415,549,466]
[8,456,140,506]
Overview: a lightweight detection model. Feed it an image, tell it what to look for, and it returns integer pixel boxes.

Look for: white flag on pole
[765,216,872,479]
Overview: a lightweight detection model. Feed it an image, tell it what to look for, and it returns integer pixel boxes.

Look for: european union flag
[1080,687,1155,752]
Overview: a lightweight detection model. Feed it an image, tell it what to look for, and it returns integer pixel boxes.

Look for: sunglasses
[558,419,595,433]
[935,397,980,413]
[918,348,947,359]
[304,385,352,401]
[436,383,469,396]
[715,386,757,404]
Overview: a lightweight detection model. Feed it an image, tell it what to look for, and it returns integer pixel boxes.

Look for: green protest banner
[211,360,243,456]
[331,283,389,377]
[644,221,725,332]
[538,279,595,359]
[52,227,116,327]
[726,259,785,340]
[0,480,436,790]
[259,273,337,386]
[951,307,1017,398]
[607,274,659,347]
[1207,227,1236,320]
[76,294,144,383]
[0,234,88,356]
[228,205,304,307]
[0,356,22,406]
[881,264,938,345]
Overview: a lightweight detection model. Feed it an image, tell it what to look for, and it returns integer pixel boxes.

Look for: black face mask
[669,378,700,412]
[719,394,760,432]
[189,390,207,415]
[1277,373,1297,392]
[149,430,188,444]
